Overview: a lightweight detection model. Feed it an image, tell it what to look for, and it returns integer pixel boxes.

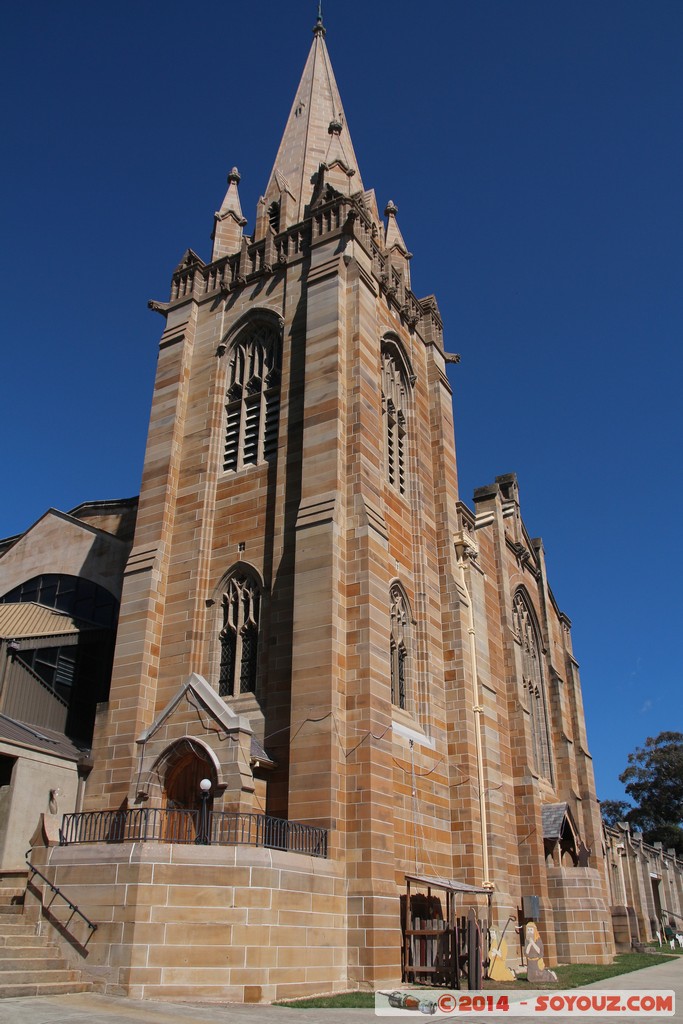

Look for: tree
[619,731,683,855]
[600,799,632,828]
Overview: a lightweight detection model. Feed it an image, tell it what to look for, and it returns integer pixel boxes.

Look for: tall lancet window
[219,572,260,698]
[223,322,281,472]
[381,346,409,495]
[390,583,410,710]
[513,590,553,782]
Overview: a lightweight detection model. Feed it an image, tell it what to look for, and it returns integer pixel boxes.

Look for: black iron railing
[26,850,97,933]
[59,809,328,858]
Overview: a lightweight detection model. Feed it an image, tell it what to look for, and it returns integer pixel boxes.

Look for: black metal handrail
[59,809,328,858]
[25,850,97,933]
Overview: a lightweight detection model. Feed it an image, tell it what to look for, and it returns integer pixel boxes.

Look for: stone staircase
[0,885,92,997]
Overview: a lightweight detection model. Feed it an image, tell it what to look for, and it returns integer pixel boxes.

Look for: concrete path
[0,957,681,1024]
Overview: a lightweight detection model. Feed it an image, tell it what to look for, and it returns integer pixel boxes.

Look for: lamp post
[197,778,212,845]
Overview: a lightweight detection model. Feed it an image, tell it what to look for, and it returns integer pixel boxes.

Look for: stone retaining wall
[25,841,347,1002]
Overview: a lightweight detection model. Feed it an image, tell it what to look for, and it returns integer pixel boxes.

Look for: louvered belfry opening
[223,323,281,473]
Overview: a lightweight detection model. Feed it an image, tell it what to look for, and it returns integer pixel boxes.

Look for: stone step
[0,922,36,935]
[0,904,23,916]
[0,968,81,985]
[0,934,44,948]
[0,980,92,998]
[0,955,67,970]
[0,941,60,957]
[0,897,93,999]
[0,888,25,904]
[0,939,63,957]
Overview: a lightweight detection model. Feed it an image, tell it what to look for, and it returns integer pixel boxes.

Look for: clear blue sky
[2,1,681,806]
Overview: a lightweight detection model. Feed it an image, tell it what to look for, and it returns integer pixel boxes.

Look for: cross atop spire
[261,13,363,227]
[314,2,325,37]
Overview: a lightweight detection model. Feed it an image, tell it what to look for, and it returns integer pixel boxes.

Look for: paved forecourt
[0,958,681,1024]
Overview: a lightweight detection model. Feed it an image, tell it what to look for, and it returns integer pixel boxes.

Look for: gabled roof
[0,505,132,560]
[136,672,253,744]
[66,497,138,521]
[264,20,363,222]
[0,602,100,640]
[135,673,276,768]
[542,801,579,840]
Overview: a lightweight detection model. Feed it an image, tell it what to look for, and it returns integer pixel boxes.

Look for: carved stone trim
[148,300,170,317]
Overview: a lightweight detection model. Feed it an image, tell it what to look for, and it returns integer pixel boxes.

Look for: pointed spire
[219,168,245,221]
[384,200,412,291]
[260,17,363,230]
[212,167,247,260]
[324,116,350,171]
[384,200,410,256]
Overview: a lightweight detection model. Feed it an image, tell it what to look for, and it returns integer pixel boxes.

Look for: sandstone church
[0,12,620,1001]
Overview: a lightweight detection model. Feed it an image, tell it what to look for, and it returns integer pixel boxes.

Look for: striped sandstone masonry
[25,13,615,1001]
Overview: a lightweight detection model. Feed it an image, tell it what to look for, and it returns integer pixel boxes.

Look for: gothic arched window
[218,572,260,697]
[223,322,281,472]
[390,583,410,710]
[513,590,553,781]
[381,346,409,495]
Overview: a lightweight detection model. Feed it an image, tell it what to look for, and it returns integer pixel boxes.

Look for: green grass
[552,951,677,987]
[275,991,376,1008]
[274,952,679,1008]
[493,951,678,990]
[645,942,683,955]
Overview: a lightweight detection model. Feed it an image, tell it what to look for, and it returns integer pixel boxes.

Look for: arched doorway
[158,740,216,842]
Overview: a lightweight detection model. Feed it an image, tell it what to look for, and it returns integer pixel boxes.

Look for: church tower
[83,9,470,986]
[42,10,613,1000]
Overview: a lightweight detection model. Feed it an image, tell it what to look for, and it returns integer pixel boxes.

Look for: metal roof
[0,713,87,761]
[405,873,492,895]
[0,602,98,640]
